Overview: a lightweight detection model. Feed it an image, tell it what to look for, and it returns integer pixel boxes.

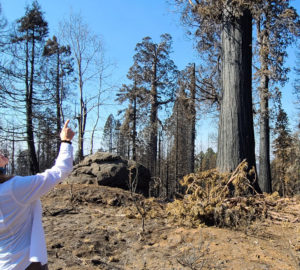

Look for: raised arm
[12,120,75,205]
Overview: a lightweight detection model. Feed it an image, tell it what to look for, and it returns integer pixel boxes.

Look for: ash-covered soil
[41,184,300,270]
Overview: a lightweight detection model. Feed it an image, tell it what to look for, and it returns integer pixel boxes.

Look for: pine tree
[201,148,217,171]
[183,63,197,173]
[254,0,299,193]
[114,120,127,158]
[165,67,198,195]
[132,33,178,177]
[10,1,48,174]
[168,86,191,187]
[103,114,115,153]
[16,149,30,176]
[116,62,146,161]
[36,110,56,172]
[273,100,292,196]
[43,35,73,155]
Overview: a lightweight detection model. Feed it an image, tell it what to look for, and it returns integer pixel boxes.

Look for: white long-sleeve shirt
[0,143,73,270]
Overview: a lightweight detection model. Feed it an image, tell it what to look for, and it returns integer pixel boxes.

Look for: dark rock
[65,152,151,197]
[51,243,64,249]
[91,257,103,266]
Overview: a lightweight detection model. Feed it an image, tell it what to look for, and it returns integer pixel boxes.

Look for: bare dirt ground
[41,184,300,270]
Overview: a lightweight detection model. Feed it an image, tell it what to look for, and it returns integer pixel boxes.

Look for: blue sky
[1,0,199,80]
[1,0,299,153]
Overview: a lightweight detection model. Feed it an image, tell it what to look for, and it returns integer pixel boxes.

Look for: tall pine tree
[132,34,178,177]
[117,62,146,161]
[254,0,299,193]
[103,114,115,153]
[273,99,291,196]
[43,35,73,155]
[10,1,48,173]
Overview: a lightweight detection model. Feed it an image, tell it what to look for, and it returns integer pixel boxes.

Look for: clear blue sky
[1,0,199,80]
[1,0,299,152]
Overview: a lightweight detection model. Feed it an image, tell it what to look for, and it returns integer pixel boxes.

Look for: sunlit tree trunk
[217,4,260,192]
[258,42,272,192]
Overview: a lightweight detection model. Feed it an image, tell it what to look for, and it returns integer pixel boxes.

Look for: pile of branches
[167,160,299,228]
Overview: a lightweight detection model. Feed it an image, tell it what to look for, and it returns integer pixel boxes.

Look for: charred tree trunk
[166,160,169,199]
[132,81,137,161]
[11,129,15,174]
[158,130,162,180]
[258,20,272,193]
[150,61,158,177]
[259,71,272,193]
[217,5,260,192]
[175,100,179,188]
[77,63,86,161]
[26,31,39,174]
[56,51,61,155]
[189,63,196,173]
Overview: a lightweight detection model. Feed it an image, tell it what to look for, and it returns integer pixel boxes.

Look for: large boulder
[64,152,151,197]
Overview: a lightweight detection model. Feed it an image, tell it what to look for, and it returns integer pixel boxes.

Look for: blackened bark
[11,129,15,174]
[56,51,61,154]
[259,74,272,193]
[150,101,158,177]
[77,63,85,161]
[189,63,196,173]
[258,19,272,193]
[217,5,260,192]
[166,160,169,199]
[132,81,137,161]
[150,61,158,177]
[26,31,39,174]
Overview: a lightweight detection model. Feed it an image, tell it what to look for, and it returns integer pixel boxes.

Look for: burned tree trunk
[259,71,272,193]
[217,4,260,192]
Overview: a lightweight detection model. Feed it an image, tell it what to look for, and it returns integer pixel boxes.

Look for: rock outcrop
[64,152,151,197]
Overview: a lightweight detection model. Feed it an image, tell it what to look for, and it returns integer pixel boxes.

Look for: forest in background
[0,0,299,198]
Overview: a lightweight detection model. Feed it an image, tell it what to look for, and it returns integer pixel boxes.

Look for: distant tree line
[0,0,299,197]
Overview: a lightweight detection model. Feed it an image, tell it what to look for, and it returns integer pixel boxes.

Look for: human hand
[60,120,75,142]
[0,154,8,167]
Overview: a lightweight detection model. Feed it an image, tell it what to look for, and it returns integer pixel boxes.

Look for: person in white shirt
[0,120,75,270]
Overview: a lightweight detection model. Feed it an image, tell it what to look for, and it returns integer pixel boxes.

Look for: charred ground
[42,183,300,270]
